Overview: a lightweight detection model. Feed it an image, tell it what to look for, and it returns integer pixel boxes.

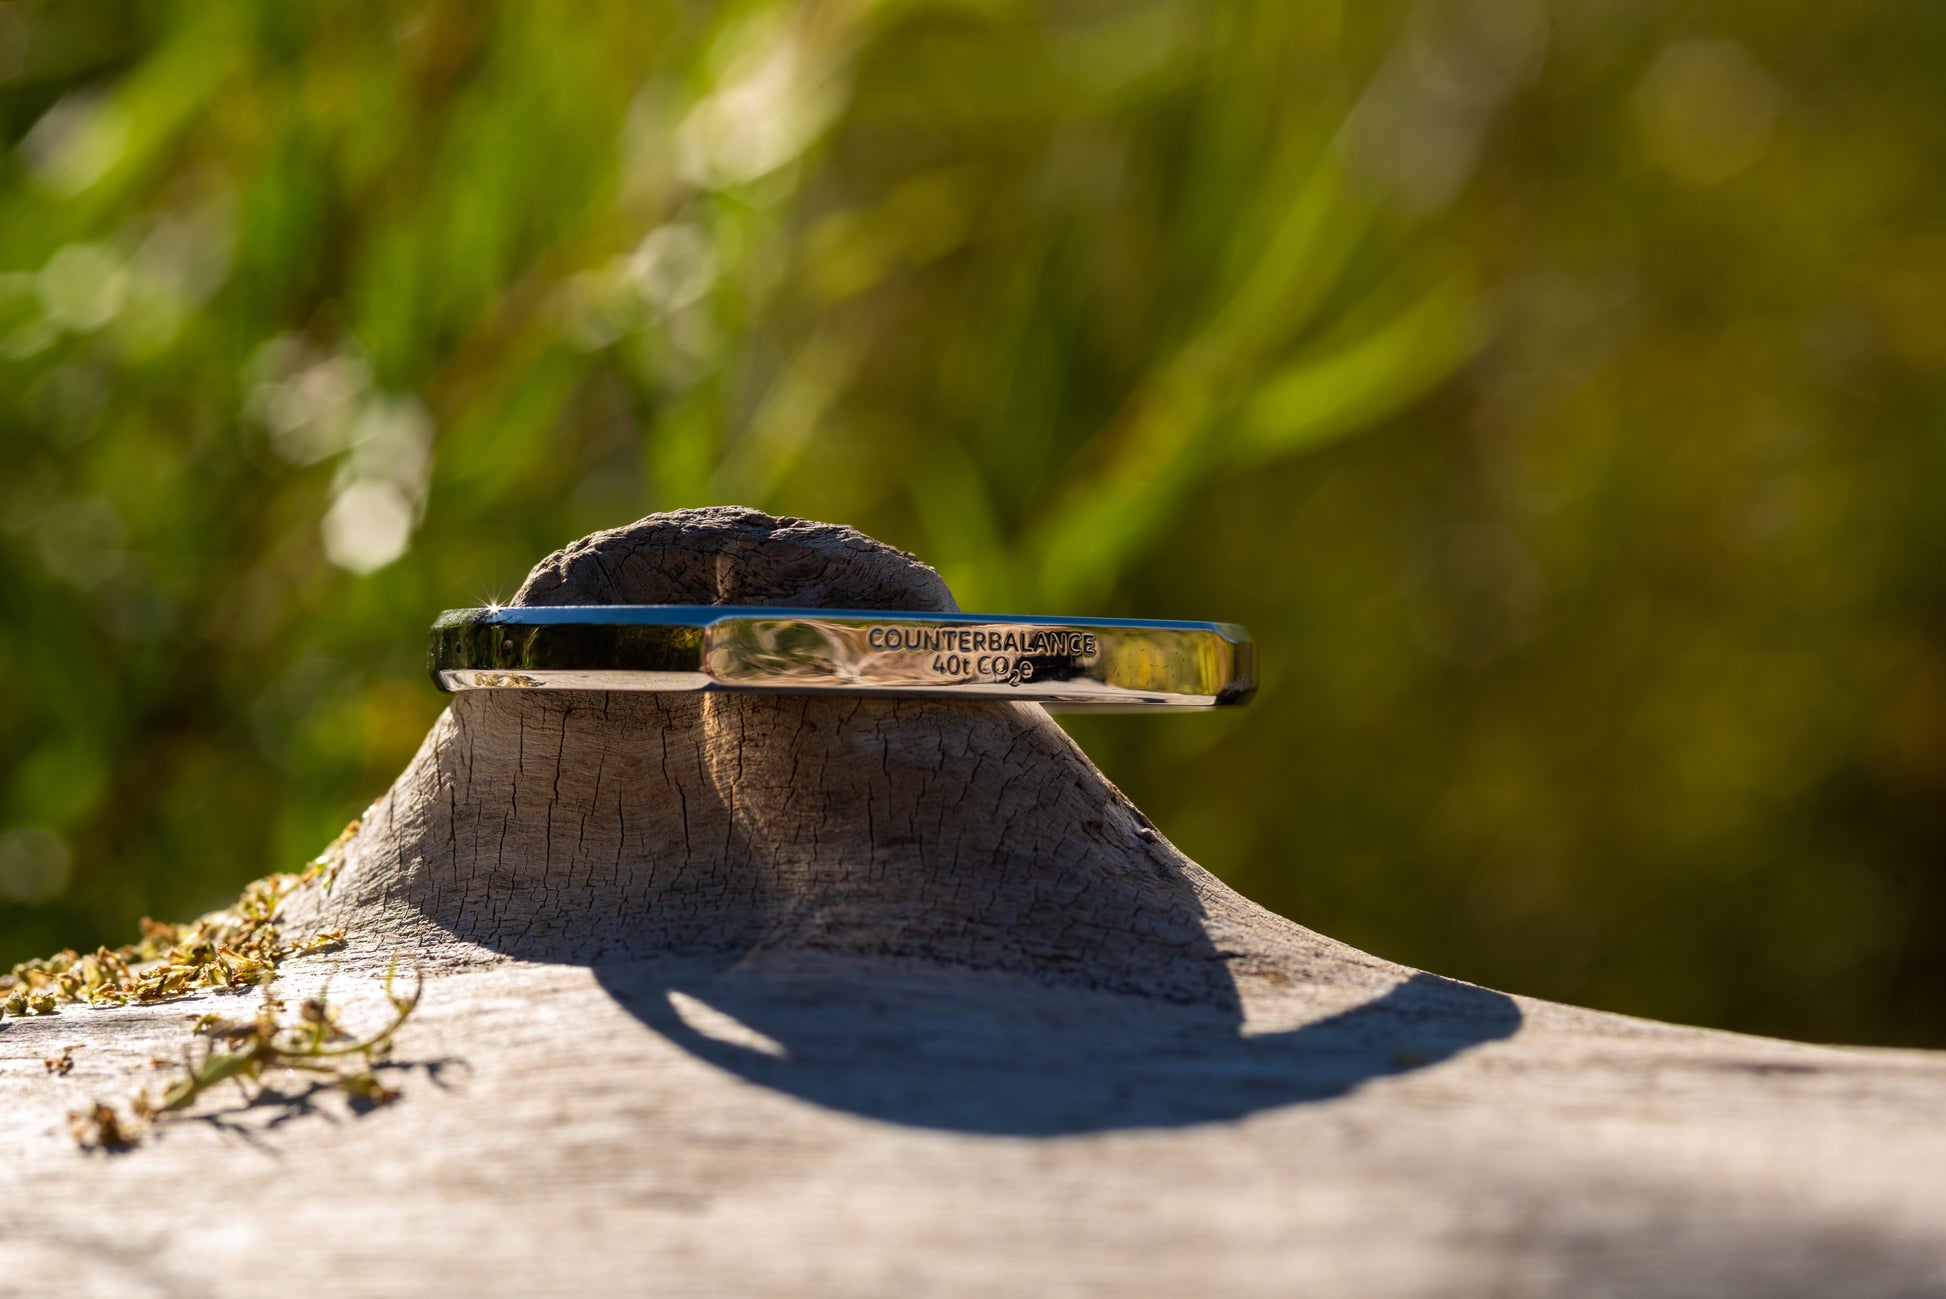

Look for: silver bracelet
[429,606,1255,710]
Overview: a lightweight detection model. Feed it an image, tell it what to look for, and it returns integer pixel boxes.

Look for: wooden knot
[510,506,959,612]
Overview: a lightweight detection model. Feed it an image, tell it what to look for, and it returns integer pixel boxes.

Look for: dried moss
[70,963,422,1150]
[1,820,357,1019]
[0,820,422,1152]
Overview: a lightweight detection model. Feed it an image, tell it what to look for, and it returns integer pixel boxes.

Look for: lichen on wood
[0,819,357,1019]
[0,817,426,1150]
[69,965,420,1152]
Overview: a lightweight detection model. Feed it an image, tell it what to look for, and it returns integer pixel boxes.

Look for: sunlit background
[2,0,1943,1046]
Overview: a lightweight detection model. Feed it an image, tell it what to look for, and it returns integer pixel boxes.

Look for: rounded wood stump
[3,507,1944,1298]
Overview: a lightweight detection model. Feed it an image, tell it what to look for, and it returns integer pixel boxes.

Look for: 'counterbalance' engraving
[865,625,1100,686]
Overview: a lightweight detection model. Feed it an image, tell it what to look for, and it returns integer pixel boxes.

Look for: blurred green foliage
[2,0,1942,1046]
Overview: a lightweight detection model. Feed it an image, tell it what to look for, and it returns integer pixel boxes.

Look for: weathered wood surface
[3,507,1944,1298]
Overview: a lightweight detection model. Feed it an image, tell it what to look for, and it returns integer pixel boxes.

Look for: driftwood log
[3,507,1944,1298]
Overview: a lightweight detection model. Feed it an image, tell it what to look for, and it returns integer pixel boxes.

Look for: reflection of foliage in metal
[716,618,846,684]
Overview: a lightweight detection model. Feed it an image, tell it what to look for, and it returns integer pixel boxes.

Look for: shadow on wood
[602,958,1520,1135]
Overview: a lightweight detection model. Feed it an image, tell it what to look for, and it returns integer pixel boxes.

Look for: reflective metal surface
[429,606,1254,709]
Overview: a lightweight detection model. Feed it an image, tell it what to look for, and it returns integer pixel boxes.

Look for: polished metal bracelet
[429,606,1254,710]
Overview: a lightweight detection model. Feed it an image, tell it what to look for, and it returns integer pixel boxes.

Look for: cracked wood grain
[2,506,1943,1299]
